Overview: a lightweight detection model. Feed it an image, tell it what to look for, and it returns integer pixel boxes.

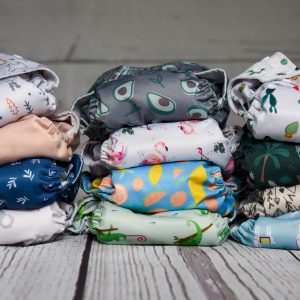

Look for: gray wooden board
[0,235,87,300]
[81,239,300,300]
[0,0,300,62]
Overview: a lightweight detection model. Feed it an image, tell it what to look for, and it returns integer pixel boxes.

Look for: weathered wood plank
[82,240,300,300]
[0,0,299,62]
[199,240,300,300]
[0,235,87,300]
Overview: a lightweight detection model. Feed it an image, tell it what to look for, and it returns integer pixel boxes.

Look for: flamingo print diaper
[0,53,59,127]
[72,62,229,141]
[82,161,240,216]
[69,198,229,246]
[82,118,241,172]
[230,211,300,250]
[228,52,300,143]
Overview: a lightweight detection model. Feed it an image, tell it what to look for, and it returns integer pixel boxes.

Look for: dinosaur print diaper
[230,210,300,250]
[82,118,241,172]
[0,202,67,245]
[0,154,83,210]
[228,52,300,143]
[0,53,59,127]
[69,197,229,246]
[72,62,229,141]
[81,161,240,216]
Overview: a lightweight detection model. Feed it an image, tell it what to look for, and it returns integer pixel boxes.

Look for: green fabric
[69,196,229,246]
[234,130,300,189]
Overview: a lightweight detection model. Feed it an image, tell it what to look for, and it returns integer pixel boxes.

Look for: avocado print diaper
[72,62,229,141]
[235,129,300,189]
[82,119,241,172]
[0,53,59,127]
[81,161,240,216]
[230,210,300,250]
[228,52,300,143]
[69,197,229,246]
[0,154,83,210]
[0,202,67,245]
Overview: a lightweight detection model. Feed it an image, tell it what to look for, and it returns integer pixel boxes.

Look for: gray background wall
[1,0,299,125]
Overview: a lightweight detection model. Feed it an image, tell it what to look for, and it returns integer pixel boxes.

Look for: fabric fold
[81,161,240,216]
[82,119,241,173]
[0,112,80,165]
[72,62,229,141]
[69,197,229,246]
[0,154,83,210]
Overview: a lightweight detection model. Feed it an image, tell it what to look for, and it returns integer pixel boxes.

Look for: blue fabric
[230,211,300,250]
[0,154,83,210]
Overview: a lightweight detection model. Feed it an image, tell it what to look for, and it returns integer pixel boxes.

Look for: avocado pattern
[113,80,135,102]
[187,105,208,119]
[147,92,176,115]
[96,101,109,116]
[181,80,201,95]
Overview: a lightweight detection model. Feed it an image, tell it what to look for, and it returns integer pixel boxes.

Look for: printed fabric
[0,154,83,210]
[81,161,240,216]
[234,129,300,189]
[0,53,59,127]
[239,185,300,218]
[69,197,229,246]
[0,111,80,165]
[0,202,68,245]
[230,211,300,250]
[72,62,229,141]
[83,119,241,172]
[228,52,300,143]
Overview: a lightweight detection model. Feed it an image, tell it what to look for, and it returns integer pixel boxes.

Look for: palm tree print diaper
[72,62,229,141]
[81,161,240,216]
[234,129,300,189]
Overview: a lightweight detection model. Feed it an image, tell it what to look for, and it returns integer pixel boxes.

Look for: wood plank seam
[73,234,93,300]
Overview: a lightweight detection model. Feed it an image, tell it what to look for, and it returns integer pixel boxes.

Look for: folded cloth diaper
[72,62,229,141]
[69,197,229,246]
[0,202,68,245]
[230,210,300,250]
[0,112,80,165]
[0,154,83,210]
[0,53,59,127]
[228,52,300,143]
[82,161,240,216]
[82,119,241,172]
[235,129,300,189]
[239,185,300,218]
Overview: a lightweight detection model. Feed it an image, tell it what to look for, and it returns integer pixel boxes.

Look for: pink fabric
[0,112,80,165]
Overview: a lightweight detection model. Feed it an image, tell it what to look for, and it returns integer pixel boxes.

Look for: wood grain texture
[0,235,87,300]
[81,239,300,300]
[0,0,299,63]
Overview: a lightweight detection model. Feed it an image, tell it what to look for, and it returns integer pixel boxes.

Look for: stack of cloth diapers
[0,54,83,245]
[228,52,300,250]
[70,62,242,246]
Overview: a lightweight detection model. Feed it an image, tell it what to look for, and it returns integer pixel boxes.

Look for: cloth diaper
[228,52,300,143]
[230,210,300,250]
[83,119,241,173]
[0,53,59,127]
[235,129,300,189]
[239,185,300,218]
[69,197,229,246]
[0,202,67,245]
[72,62,229,141]
[0,154,83,210]
[0,111,80,165]
[82,161,240,216]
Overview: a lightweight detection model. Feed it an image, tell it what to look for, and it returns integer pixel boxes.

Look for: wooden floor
[0,236,299,300]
